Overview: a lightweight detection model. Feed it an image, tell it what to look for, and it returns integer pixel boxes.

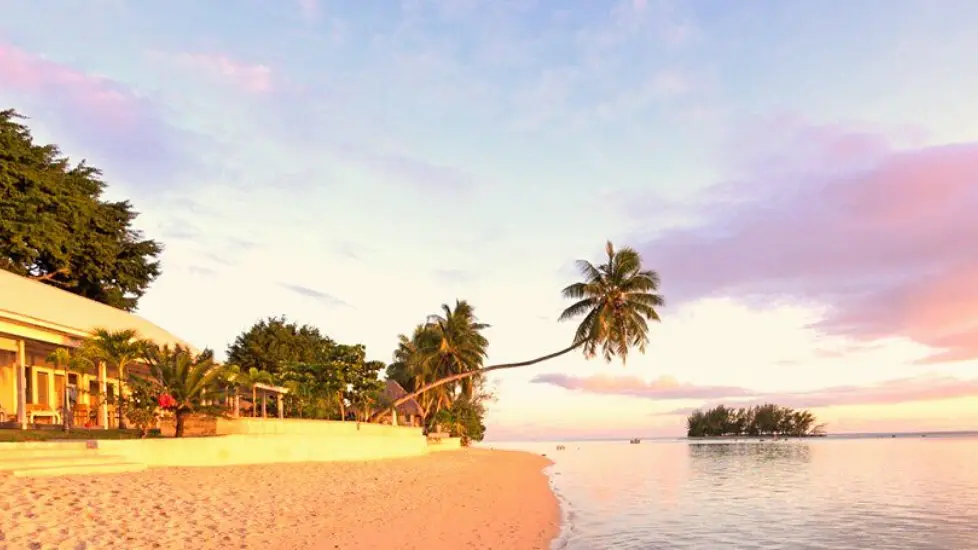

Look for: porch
[0,334,122,429]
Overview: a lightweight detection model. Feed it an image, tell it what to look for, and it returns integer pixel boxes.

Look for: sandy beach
[0,448,559,550]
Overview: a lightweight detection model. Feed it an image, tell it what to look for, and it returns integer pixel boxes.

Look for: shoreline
[1,448,560,549]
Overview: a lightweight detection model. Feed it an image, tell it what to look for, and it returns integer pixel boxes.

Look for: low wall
[91,419,460,467]
[99,429,429,467]
[215,417,424,438]
[427,437,463,452]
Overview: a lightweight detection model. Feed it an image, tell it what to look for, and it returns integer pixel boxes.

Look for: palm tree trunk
[174,409,187,438]
[370,341,584,423]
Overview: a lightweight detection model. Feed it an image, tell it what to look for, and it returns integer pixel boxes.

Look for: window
[106,384,115,404]
[68,373,78,385]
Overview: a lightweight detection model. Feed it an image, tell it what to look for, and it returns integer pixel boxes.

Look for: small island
[686,404,826,438]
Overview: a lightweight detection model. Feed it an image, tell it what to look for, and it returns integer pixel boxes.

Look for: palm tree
[374,241,664,421]
[84,328,147,429]
[141,345,227,437]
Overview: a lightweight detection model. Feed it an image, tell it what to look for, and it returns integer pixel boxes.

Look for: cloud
[533,373,978,413]
[433,268,478,284]
[0,43,206,190]
[532,373,753,400]
[662,375,978,415]
[298,0,319,22]
[161,52,273,94]
[635,122,978,363]
[329,141,477,194]
[279,283,350,307]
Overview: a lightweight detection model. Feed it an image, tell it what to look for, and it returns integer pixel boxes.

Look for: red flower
[158,393,177,410]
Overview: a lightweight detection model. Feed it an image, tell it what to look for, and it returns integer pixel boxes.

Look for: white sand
[0,448,559,549]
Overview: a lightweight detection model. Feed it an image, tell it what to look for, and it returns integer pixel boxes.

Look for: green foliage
[0,109,162,311]
[226,316,334,375]
[434,395,487,445]
[686,404,825,437]
[124,375,160,437]
[560,241,664,364]
[389,301,491,433]
[346,360,386,422]
[140,344,227,437]
[81,328,148,429]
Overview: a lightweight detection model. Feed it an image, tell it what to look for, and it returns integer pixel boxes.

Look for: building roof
[385,379,424,416]
[0,268,192,350]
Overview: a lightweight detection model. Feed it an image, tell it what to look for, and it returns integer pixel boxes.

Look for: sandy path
[0,448,559,550]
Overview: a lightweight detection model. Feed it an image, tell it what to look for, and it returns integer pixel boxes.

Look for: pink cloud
[172,53,273,94]
[636,122,978,362]
[534,373,978,413]
[0,44,147,128]
[0,43,200,187]
[663,375,978,414]
[532,373,753,399]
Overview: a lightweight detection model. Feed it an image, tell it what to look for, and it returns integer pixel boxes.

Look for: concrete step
[0,447,103,460]
[0,453,124,471]
[0,440,95,451]
[10,461,147,478]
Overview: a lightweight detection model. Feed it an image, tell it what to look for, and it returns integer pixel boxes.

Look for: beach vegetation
[139,344,228,437]
[226,316,334,376]
[383,301,492,435]
[686,404,825,437]
[81,328,148,430]
[0,109,162,311]
[374,241,663,422]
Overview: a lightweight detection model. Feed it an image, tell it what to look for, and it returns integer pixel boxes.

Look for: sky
[2,0,978,440]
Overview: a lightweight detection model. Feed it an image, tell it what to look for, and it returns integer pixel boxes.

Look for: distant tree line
[686,404,825,438]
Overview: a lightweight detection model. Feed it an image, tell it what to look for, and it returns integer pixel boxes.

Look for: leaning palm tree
[373,241,663,421]
[84,328,147,429]
[141,345,227,437]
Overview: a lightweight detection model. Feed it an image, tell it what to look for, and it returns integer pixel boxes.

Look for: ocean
[490,433,978,549]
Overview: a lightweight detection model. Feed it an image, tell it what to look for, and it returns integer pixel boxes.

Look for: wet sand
[0,448,559,549]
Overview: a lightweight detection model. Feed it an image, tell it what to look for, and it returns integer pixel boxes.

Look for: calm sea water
[489,434,978,550]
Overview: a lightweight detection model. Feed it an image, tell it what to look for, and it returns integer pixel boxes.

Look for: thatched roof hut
[384,380,423,417]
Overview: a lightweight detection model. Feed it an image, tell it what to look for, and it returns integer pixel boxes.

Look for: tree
[383,302,490,430]
[373,241,664,420]
[435,395,487,445]
[140,345,227,437]
[0,109,162,311]
[346,360,386,422]
[125,375,161,438]
[226,316,334,375]
[686,404,824,437]
[82,328,147,429]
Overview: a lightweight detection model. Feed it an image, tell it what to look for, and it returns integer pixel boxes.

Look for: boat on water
[629,438,641,444]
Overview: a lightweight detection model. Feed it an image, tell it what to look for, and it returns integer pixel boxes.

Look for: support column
[261,393,267,418]
[98,361,108,430]
[391,408,398,426]
[234,393,240,418]
[15,339,26,429]
[276,393,283,419]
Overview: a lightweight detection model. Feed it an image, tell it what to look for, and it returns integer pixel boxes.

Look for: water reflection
[688,440,813,463]
[496,437,978,550]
